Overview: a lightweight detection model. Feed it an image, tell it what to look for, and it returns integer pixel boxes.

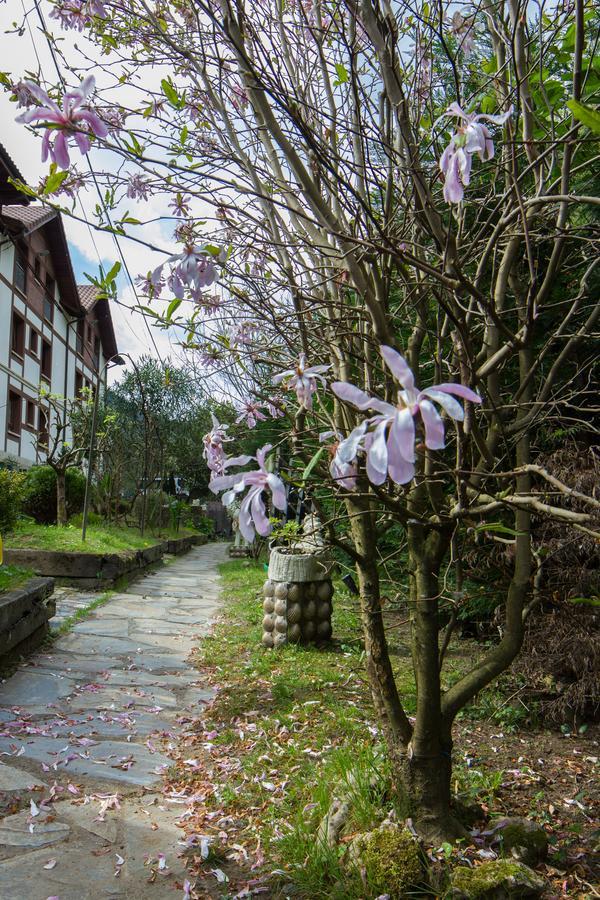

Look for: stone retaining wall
[0,577,55,662]
[3,534,207,589]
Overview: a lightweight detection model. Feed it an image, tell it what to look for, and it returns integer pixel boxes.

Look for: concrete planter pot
[262,547,334,648]
[267,547,334,582]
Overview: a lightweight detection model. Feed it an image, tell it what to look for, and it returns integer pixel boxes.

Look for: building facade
[0,151,118,467]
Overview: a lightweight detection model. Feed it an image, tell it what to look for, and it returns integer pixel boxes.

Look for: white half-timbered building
[0,145,118,467]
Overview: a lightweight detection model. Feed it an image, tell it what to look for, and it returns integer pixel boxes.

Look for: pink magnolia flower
[11,81,36,108]
[331,346,481,486]
[439,102,513,203]
[236,401,267,429]
[320,427,365,490]
[49,0,107,31]
[266,398,286,419]
[450,10,477,56]
[152,244,219,302]
[169,193,192,218]
[202,414,231,475]
[210,445,287,542]
[126,173,152,201]
[273,353,330,410]
[16,75,108,170]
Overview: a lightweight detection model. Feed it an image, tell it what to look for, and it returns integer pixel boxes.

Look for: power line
[29,0,165,364]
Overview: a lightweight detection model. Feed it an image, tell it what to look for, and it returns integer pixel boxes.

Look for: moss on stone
[359,826,424,897]
[450,859,546,898]
[497,819,548,866]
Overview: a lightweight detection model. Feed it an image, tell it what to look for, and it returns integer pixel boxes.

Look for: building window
[29,329,38,356]
[41,339,52,381]
[34,256,41,281]
[8,391,21,435]
[38,408,48,449]
[14,243,27,294]
[75,371,84,396]
[86,322,93,344]
[26,400,36,427]
[93,334,100,368]
[76,320,85,355]
[44,274,55,322]
[11,311,25,358]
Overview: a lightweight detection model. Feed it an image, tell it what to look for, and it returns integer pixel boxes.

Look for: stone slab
[0,763,47,794]
[0,809,70,852]
[0,669,76,708]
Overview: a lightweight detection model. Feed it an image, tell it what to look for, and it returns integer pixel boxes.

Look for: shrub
[21,465,87,524]
[0,468,26,533]
[131,490,171,531]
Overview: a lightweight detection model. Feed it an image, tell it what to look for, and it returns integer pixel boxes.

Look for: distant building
[0,146,118,467]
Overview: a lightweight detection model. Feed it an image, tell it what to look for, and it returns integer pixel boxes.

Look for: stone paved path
[0,542,228,899]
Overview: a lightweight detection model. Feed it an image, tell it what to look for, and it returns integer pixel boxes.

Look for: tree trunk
[56,469,67,525]
[403,522,465,842]
[345,495,413,757]
[400,734,466,843]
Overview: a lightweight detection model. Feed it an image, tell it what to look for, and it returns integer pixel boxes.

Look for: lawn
[4,521,195,554]
[0,563,34,593]
[164,559,599,899]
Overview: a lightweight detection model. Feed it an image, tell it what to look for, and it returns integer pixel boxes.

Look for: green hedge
[0,469,26,533]
[21,465,86,525]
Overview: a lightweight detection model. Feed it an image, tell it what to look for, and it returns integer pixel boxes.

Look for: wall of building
[0,225,107,468]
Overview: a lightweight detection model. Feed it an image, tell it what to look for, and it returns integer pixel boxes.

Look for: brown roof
[1,204,56,233]
[77,285,119,361]
[77,283,99,311]
[0,144,29,206]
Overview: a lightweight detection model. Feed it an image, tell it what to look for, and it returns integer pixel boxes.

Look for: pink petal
[337,421,367,463]
[250,488,271,537]
[419,399,445,450]
[391,408,416,462]
[77,109,109,137]
[421,389,465,421]
[475,105,513,126]
[387,415,415,485]
[366,420,389,485]
[266,474,287,511]
[332,381,376,410]
[238,494,256,542]
[380,346,416,392]
[445,101,468,121]
[53,131,71,169]
[429,382,481,404]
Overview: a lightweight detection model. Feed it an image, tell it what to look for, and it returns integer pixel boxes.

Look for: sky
[0,1,182,377]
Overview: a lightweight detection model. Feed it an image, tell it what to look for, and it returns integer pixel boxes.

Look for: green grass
[4,521,194,554]
[0,563,34,593]
[186,559,379,897]
[176,560,482,898]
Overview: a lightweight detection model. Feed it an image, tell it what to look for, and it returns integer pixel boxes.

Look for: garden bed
[3,534,207,588]
[0,576,55,662]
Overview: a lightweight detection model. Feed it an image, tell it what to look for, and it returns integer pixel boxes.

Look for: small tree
[37,390,93,526]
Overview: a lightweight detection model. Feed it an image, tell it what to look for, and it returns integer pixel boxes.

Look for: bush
[131,490,171,532]
[21,465,86,524]
[0,468,26,533]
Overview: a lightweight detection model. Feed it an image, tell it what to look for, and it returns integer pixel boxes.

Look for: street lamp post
[81,354,125,542]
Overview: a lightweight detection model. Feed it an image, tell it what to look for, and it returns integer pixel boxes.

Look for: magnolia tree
[9,0,600,840]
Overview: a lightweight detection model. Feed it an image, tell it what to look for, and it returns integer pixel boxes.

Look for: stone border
[0,576,56,662]
[3,534,207,589]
